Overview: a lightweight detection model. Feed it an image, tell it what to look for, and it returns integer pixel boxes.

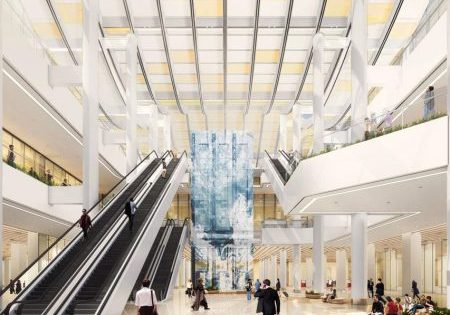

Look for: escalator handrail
[278,150,290,162]
[0,150,161,298]
[95,151,187,314]
[264,150,287,184]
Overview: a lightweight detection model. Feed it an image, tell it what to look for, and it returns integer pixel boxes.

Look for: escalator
[60,158,184,314]
[265,151,289,184]
[150,224,186,301]
[271,158,289,183]
[2,151,164,314]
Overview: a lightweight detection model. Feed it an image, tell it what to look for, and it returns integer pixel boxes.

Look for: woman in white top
[135,279,157,315]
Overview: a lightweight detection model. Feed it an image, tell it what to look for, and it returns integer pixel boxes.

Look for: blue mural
[191,131,253,290]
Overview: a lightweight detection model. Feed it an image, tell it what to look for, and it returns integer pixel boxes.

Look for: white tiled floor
[123,289,369,315]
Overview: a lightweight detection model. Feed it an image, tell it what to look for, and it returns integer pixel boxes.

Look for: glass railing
[2,130,82,186]
[0,150,161,310]
[306,89,447,159]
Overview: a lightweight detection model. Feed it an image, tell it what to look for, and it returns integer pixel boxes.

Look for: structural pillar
[424,242,435,293]
[312,33,325,153]
[351,213,367,300]
[293,245,301,292]
[447,1,450,304]
[306,257,313,288]
[271,255,278,285]
[149,105,159,155]
[279,250,287,289]
[336,249,347,291]
[163,115,172,152]
[384,249,398,291]
[292,104,302,156]
[279,115,288,152]
[351,0,368,141]
[82,0,100,209]
[0,0,3,294]
[10,243,27,279]
[402,232,422,294]
[126,34,138,173]
[368,243,376,282]
[313,215,324,292]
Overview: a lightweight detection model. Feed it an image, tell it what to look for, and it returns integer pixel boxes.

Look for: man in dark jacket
[79,209,92,240]
[371,295,384,314]
[375,278,385,301]
[254,279,280,315]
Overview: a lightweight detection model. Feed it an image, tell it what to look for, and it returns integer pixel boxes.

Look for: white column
[293,245,301,292]
[0,0,3,294]
[384,249,397,291]
[179,259,186,287]
[350,0,368,141]
[126,34,138,173]
[313,215,324,292]
[163,115,172,152]
[82,0,99,209]
[336,250,347,291]
[10,243,27,279]
[447,3,450,304]
[150,105,159,155]
[351,213,367,300]
[312,33,325,153]
[368,244,376,282]
[279,115,288,152]
[306,257,314,288]
[271,255,278,285]
[279,250,287,289]
[424,242,435,293]
[292,104,302,155]
[410,233,422,291]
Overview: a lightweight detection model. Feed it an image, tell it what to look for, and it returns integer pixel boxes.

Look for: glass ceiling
[14,0,433,158]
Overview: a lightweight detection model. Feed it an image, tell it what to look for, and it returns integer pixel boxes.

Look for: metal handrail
[0,150,161,298]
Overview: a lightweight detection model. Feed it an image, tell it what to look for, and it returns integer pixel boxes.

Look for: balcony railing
[2,130,81,186]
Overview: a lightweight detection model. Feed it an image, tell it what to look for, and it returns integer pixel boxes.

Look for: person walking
[367,278,374,298]
[424,86,435,119]
[192,279,209,311]
[254,279,280,315]
[135,279,158,315]
[79,209,92,240]
[186,279,193,298]
[412,279,420,301]
[9,280,15,294]
[161,159,167,179]
[255,279,261,301]
[125,198,138,231]
[15,280,22,295]
[245,279,253,301]
[375,278,385,302]
[275,278,281,295]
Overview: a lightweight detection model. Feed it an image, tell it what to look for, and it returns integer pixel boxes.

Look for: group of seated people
[370,293,436,315]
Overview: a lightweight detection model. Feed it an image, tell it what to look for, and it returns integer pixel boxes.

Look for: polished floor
[123,289,369,315]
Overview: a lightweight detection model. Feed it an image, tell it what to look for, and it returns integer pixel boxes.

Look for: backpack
[125,201,132,215]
